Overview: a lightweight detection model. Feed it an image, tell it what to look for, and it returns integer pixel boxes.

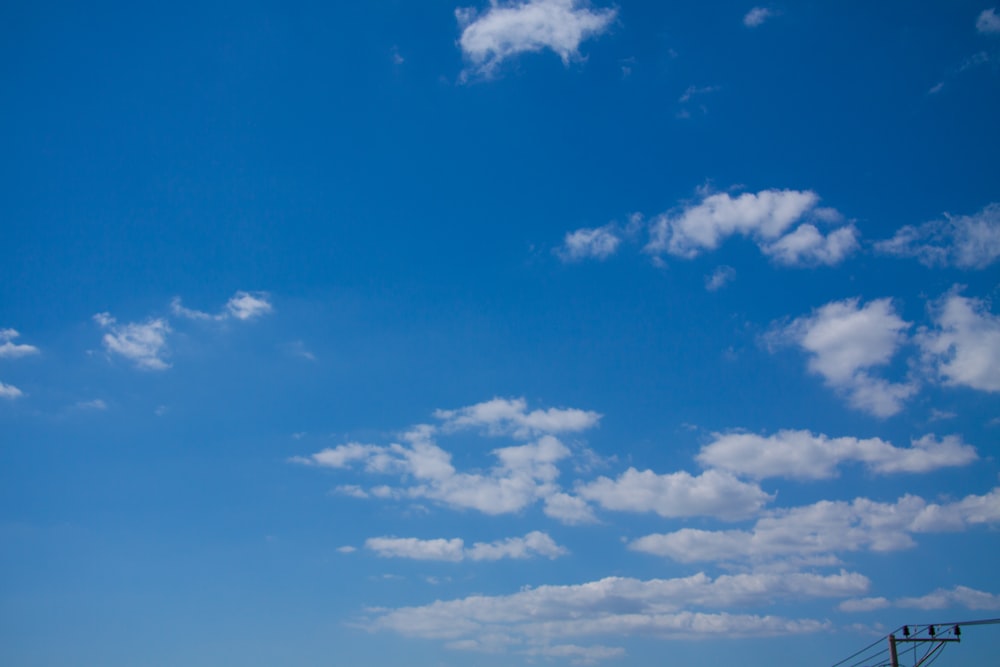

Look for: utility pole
[888,625,960,667]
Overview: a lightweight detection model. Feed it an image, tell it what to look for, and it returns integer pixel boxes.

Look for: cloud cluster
[294,398,783,524]
[96,291,274,371]
[629,487,1000,564]
[456,0,616,80]
[697,430,977,480]
[646,189,858,267]
[365,530,567,562]
[770,291,1000,414]
[876,203,1000,269]
[368,570,864,658]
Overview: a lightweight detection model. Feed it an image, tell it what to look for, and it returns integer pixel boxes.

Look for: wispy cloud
[705,266,736,291]
[171,291,274,322]
[456,0,617,80]
[875,203,1000,269]
[94,313,172,371]
[977,8,1000,34]
[743,7,775,28]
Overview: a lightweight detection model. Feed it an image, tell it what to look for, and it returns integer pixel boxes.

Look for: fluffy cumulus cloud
[697,430,977,480]
[743,7,774,28]
[774,297,916,416]
[368,571,860,657]
[456,0,617,80]
[434,396,601,438]
[94,313,171,371]
[365,531,567,562]
[917,292,1000,392]
[577,468,773,521]
[875,203,1000,269]
[629,487,1000,564]
[0,329,40,359]
[977,8,1000,33]
[645,189,858,267]
[557,225,621,262]
[171,290,274,322]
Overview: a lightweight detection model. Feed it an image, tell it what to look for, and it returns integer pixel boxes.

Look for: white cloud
[629,487,1000,564]
[775,297,917,416]
[523,643,626,664]
[543,492,598,523]
[705,265,736,291]
[364,531,567,562]
[226,291,273,320]
[760,223,859,266]
[743,7,774,28]
[697,430,977,480]
[367,536,466,561]
[171,290,274,322]
[842,586,1000,612]
[76,399,108,411]
[456,0,617,80]
[0,381,24,399]
[577,468,773,521]
[434,397,601,438]
[0,329,40,359]
[918,292,1000,392]
[292,429,576,517]
[468,530,568,560]
[897,585,1000,610]
[678,84,720,103]
[338,545,358,553]
[94,313,171,371]
[646,189,857,266]
[977,8,1000,33]
[557,225,621,262]
[875,203,1000,269]
[369,570,859,655]
[837,597,890,612]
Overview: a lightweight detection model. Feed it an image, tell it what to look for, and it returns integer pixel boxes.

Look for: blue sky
[2,1,1000,665]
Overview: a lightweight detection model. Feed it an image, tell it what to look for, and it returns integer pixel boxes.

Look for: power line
[829,617,1000,667]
